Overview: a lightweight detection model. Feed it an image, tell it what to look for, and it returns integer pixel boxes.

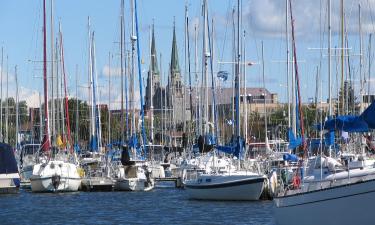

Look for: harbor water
[0,187,275,225]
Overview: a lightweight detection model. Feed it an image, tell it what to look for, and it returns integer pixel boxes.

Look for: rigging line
[218,0,231,72]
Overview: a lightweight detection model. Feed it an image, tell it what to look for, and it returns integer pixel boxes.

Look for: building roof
[188,87,274,106]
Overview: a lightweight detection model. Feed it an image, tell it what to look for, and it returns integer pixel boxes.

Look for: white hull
[274,179,375,225]
[0,173,20,194]
[185,175,266,201]
[30,161,81,193]
[30,176,81,192]
[115,178,154,191]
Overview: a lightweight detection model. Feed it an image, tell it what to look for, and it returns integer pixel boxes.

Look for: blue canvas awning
[315,101,375,132]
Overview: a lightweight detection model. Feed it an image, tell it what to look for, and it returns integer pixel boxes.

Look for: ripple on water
[0,189,275,225]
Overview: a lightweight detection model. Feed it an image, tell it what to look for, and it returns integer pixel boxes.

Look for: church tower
[167,22,184,123]
[145,24,161,111]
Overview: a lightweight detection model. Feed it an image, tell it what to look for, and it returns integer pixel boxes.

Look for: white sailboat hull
[115,178,154,191]
[30,176,81,192]
[30,161,81,193]
[0,173,20,194]
[274,179,375,225]
[185,175,266,201]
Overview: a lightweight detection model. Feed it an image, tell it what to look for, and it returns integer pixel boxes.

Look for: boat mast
[15,66,19,149]
[134,0,148,151]
[130,0,136,136]
[235,0,241,138]
[286,0,291,128]
[195,24,201,136]
[59,27,72,152]
[5,55,8,144]
[88,17,95,148]
[50,0,55,145]
[120,0,125,144]
[42,0,51,152]
[243,30,247,143]
[359,4,363,113]
[202,0,209,135]
[75,65,79,145]
[108,52,111,145]
[328,0,332,116]
[149,24,154,144]
[340,0,345,115]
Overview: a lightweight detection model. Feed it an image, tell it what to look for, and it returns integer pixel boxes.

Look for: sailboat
[80,18,114,192]
[274,1,375,224]
[184,0,266,201]
[0,143,20,193]
[30,0,81,193]
[114,0,154,192]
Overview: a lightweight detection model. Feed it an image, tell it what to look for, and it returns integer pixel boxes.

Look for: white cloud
[243,0,375,39]
[19,87,41,108]
[102,65,122,77]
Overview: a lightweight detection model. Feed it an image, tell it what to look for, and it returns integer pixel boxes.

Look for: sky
[0,0,375,109]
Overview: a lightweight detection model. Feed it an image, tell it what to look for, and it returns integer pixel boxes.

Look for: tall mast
[340,0,345,115]
[202,0,209,134]
[120,0,125,143]
[42,0,50,151]
[286,0,290,128]
[108,52,111,145]
[183,4,187,134]
[5,55,8,144]
[195,24,201,135]
[50,0,55,143]
[75,65,79,145]
[149,24,154,144]
[88,17,94,145]
[262,42,270,150]
[55,37,60,140]
[130,0,136,135]
[59,26,72,152]
[243,30,247,142]
[15,66,19,149]
[328,0,332,116]
[235,0,241,137]
[359,4,363,113]
[134,0,147,149]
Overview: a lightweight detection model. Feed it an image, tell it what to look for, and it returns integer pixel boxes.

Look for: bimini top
[0,143,18,174]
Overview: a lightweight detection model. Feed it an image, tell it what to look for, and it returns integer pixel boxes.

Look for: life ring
[292,175,301,189]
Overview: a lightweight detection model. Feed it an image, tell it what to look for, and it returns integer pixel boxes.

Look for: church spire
[170,19,180,74]
[151,22,159,75]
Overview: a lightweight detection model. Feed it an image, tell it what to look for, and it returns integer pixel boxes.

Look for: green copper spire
[151,22,159,75]
[170,20,180,74]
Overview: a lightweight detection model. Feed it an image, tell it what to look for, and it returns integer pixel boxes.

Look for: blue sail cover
[216,136,245,158]
[316,101,375,132]
[288,128,302,149]
[361,101,375,129]
[89,135,98,152]
[0,143,18,174]
[318,115,369,132]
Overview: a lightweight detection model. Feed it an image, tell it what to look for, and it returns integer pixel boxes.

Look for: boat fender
[292,175,301,189]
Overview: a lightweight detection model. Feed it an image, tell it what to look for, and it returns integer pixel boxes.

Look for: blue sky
[0,0,374,108]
